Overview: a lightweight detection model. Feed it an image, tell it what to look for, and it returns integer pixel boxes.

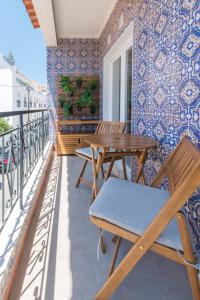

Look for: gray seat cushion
[89,178,183,251]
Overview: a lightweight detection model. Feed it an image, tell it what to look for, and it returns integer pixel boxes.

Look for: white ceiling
[53,0,117,39]
[32,0,57,46]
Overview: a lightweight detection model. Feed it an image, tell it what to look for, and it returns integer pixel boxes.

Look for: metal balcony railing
[0,110,49,230]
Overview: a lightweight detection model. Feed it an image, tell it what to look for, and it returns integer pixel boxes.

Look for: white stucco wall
[0,54,48,128]
[0,69,13,112]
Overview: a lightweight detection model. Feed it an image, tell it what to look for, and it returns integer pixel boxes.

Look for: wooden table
[85,133,157,199]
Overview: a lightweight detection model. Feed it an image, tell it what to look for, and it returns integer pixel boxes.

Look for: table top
[85,134,157,150]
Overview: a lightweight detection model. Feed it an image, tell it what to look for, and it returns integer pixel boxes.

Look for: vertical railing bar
[29,123,32,172]
[16,130,20,200]
[38,118,40,155]
[25,123,28,178]
[6,142,13,209]
[42,112,45,159]
[11,135,16,207]
[33,121,36,166]
[35,121,37,158]
[35,119,38,160]
[38,118,42,153]
[1,136,5,225]
[10,136,14,208]
[19,114,24,210]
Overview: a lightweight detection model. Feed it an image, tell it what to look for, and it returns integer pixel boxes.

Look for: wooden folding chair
[89,136,200,300]
[75,121,126,190]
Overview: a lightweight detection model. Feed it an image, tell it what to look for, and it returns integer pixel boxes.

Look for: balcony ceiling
[53,0,117,39]
[29,0,117,46]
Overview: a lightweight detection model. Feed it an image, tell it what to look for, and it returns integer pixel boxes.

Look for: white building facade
[0,53,48,127]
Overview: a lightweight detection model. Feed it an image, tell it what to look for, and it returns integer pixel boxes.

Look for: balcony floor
[10,156,192,300]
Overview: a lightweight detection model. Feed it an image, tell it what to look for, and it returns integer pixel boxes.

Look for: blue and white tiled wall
[47,0,200,255]
[131,0,200,255]
[47,39,100,135]
[47,39,99,112]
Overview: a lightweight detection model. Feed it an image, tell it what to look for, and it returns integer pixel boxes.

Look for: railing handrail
[0,127,20,138]
[0,116,49,138]
[0,109,48,118]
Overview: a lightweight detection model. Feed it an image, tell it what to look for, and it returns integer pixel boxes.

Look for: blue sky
[0,0,46,85]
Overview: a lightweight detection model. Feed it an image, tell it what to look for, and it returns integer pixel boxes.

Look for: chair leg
[108,237,121,277]
[101,165,105,179]
[100,230,106,254]
[95,241,145,300]
[122,158,128,180]
[75,159,88,187]
[177,212,200,300]
[112,235,118,244]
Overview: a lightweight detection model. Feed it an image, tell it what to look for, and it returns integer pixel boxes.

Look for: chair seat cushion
[89,178,183,251]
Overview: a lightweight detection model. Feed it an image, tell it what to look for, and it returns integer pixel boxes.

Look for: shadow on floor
[10,158,61,300]
[11,156,192,300]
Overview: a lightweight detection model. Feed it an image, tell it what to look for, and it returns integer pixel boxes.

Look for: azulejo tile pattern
[47,0,200,257]
[130,0,200,255]
[47,38,100,137]
[47,39,99,114]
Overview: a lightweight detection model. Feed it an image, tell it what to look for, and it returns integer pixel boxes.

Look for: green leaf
[0,118,11,134]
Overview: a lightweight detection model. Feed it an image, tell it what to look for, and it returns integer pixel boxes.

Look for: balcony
[0,110,197,300]
[1,147,193,300]
[0,0,199,299]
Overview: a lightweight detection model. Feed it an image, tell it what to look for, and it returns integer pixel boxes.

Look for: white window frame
[103,21,133,121]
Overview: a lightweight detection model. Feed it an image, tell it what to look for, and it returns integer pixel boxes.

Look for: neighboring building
[0,53,48,127]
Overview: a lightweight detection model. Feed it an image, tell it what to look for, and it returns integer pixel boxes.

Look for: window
[24,97,27,107]
[110,47,132,124]
[34,102,36,108]
[112,57,121,121]
[30,101,32,108]
[16,91,21,108]
[17,100,21,108]
[103,21,133,122]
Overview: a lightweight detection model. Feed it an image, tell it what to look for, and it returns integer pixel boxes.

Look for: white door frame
[103,21,133,121]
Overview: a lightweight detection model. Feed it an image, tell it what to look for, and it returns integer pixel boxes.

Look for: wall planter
[57,75,99,120]
[56,75,100,155]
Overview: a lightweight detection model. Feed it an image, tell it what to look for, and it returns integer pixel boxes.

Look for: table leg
[135,149,148,184]
[91,147,99,201]
[122,157,128,180]
[91,147,107,201]
[91,147,108,253]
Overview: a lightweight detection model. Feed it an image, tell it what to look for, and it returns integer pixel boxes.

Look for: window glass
[17,100,21,107]
[112,57,121,121]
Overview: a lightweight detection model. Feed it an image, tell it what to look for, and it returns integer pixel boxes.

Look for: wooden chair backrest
[152,137,200,194]
[95,121,126,134]
[136,137,200,264]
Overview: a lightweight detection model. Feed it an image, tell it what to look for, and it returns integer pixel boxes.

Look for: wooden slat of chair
[90,137,200,300]
[75,121,126,189]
